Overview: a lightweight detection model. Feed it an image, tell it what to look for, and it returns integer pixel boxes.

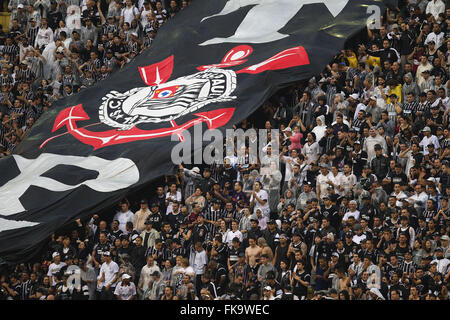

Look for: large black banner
[0,0,386,263]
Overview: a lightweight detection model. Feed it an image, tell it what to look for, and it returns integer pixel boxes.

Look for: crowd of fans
[0,0,187,155]
[0,0,449,301]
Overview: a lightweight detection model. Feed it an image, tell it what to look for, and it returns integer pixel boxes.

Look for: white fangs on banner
[200,0,350,45]
[0,153,140,232]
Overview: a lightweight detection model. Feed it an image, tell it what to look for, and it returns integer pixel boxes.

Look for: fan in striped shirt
[154,2,168,25]
[16,60,36,83]
[27,22,40,48]
[402,92,419,116]
[0,119,9,147]
[145,239,171,266]
[205,200,224,240]
[2,37,19,63]
[398,251,417,275]
[417,93,430,113]
[0,68,13,86]
[352,110,366,133]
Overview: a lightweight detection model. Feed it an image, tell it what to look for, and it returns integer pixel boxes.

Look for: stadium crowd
[0,0,450,301]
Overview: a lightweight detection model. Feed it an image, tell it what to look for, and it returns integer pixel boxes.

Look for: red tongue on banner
[197,45,253,71]
[237,46,310,74]
[138,55,174,86]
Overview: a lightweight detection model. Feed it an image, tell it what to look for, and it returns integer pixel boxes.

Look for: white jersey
[113,210,134,233]
[250,189,270,217]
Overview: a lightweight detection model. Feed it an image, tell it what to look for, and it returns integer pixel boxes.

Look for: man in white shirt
[419,126,440,155]
[316,164,333,200]
[250,181,270,217]
[133,199,151,233]
[138,256,161,297]
[352,224,366,245]
[328,165,344,195]
[113,201,134,233]
[97,251,119,300]
[224,220,243,246]
[34,18,53,50]
[114,273,136,300]
[430,248,449,275]
[343,200,360,222]
[47,252,67,286]
[425,23,445,49]
[426,0,445,21]
[409,184,428,211]
[192,242,208,296]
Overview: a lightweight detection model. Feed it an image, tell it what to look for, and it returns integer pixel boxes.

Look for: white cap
[283,127,292,132]
[422,126,431,132]
[370,95,377,101]
[122,273,131,280]
[264,286,272,291]
[350,93,359,100]
[191,167,200,174]
[18,4,24,8]
[52,252,60,258]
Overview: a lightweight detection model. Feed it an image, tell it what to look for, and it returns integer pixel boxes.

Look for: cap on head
[122,273,131,280]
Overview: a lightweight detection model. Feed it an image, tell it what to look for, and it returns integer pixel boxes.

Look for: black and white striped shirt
[102,22,118,35]
[128,40,139,53]
[86,58,101,73]
[0,74,13,86]
[352,118,365,132]
[154,9,167,25]
[145,245,171,264]
[62,74,76,87]
[0,123,8,147]
[416,101,430,113]
[16,67,35,83]
[27,26,40,48]
[2,44,19,61]
[205,208,223,239]
[398,259,417,274]
[402,100,419,115]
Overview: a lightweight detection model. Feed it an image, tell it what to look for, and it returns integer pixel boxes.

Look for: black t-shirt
[213,244,228,266]
[92,241,111,262]
[292,269,310,297]
[228,246,244,266]
[192,224,209,244]
[147,212,162,231]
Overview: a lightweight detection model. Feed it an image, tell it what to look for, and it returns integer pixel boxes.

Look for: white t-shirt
[140,8,153,26]
[302,142,320,164]
[419,135,440,155]
[98,260,119,288]
[282,156,300,182]
[113,210,134,233]
[343,210,360,221]
[166,191,182,215]
[47,262,67,286]
[121,6,139,25]
[114,281,136,300]
[341,173,357,195]
[329,172,344,195]
[193,250,208,275]
[224,230,243,246]
[250,189,269,216]
[316,172,332,199]
[139,263,161,291]
[352,233,367,245]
